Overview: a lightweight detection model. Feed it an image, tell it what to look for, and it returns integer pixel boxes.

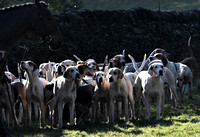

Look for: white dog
[107,67,135,124]
[53,66,80,129]
[135,60,165,120]
[20,61,48,127]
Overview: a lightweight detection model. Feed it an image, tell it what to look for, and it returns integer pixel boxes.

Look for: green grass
[10,85,200,137]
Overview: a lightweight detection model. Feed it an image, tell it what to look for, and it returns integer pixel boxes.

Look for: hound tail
[187,36,195,58]
[128,54,146,74]
[73,54,82,61]
[102,55,108,71]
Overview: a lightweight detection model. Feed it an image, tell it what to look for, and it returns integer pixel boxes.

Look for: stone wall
[8,8,200,74]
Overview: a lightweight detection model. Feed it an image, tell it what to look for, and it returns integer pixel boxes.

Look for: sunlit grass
[10,84,200,137]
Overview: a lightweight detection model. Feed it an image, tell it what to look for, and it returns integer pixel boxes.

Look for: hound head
[177,74,184,88]
[20,61,39,75]
[107,67,124,82]
[110,54,125,68]
[39,62,55,76]
[5,71,16,82]
[61,59,76,68]
[94,71,105,83]
[55,63,66,76]
[148,60,164,77]
[152,53,168,67]
[84,59,99,76]
[154,48,170,58]
[63,66,80,81]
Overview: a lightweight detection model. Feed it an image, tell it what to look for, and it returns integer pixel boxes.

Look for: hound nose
[76,73,80,79]
[99,77,102,83]
[159,70,163,76]
[109,77,113,82]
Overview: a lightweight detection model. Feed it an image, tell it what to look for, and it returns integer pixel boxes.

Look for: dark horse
[0,0,63,132]
[0,0,63,52]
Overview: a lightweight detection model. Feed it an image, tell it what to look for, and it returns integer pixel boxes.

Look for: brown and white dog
[53,66,80,129]
[39,61,56,82]
[20,60,48,127]
[92,71,110,123]
[181,36,199,89]
[107,67,135,124]
[175,63,193,101]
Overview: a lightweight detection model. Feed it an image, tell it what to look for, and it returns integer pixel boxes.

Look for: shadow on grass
[69,121,143,135]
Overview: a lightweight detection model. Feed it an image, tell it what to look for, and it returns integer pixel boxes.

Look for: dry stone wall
[8,8,200,74]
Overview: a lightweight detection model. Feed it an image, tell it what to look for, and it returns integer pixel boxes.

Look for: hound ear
[72,61,76,66]
[154,53,168,67]
[33,69,40,76]
[148,65,153,76]
[77,64,87,75]
[109,59,113,68]
[63,70,69,79]
[118,70,124,79]
[95,63,100,71]
[35,0,41,8]
[149,56,157,62]
[93,73,96,80]
[62,65,66,72]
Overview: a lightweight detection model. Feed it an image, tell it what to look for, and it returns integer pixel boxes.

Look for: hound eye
[113,72,117,75]
[97,74,99,76]
[155,66,157,68]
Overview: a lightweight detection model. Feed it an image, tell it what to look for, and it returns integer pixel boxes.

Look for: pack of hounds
[0,38,199,130]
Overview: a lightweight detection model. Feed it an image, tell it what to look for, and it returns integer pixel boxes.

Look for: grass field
[10,83,200,137]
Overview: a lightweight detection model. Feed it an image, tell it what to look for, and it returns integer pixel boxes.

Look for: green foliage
[0,0,82,14]
[82,0,200,11]
[1,0,200,14]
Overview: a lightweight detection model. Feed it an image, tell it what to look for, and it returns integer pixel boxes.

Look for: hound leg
[53,102,58,128]
[18,103,23,123]
[109,99,114,124]
[40,102,46,127]
[116,102,122,121]
[156,94,162,120]
[137,95,142,119]
[1,109,6,123]
[92,100,98,124]
[58,102,64,129]
[170,85,179,108]
[28,102,32,127]
[179,86,183,102]
[129,93,135,120]
[34,103,38,121]
[49,103,54,127]
[124,98,129,122]
[161,90,165,112]
[144,94,150,121]
[22,99,28,127]
[69,101,75,126]
[188,81,193,100]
